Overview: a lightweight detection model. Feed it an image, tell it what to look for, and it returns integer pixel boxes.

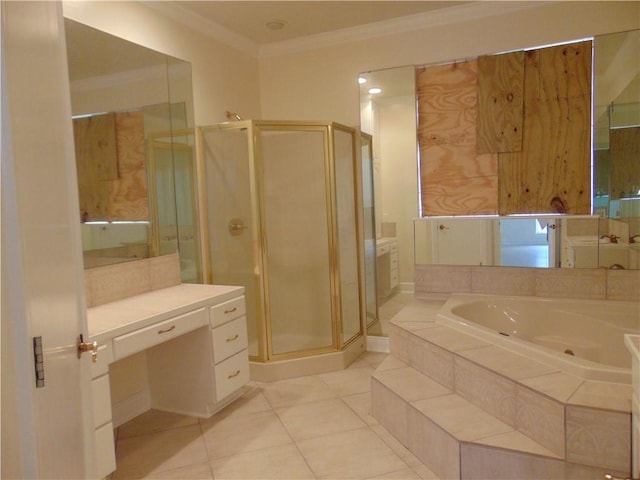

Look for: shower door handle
[228,218,248,236]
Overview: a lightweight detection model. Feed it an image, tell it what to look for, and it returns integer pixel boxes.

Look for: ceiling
[168,1,470,45]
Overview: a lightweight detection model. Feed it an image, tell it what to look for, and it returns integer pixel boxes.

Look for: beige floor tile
[568,380,632,412]
[276,397,367,441]
[351,351,389,369]
[370,424,439,479]
[376,355,409,372]
[365,466,422,479]
[211,384,273,419]
[319,365,375,396]
[209,444,315,479]
[519,371,584,403]
[116,409,199,439]
[200,410,292,460]
[114,425,208,479]
[139,462,213,479]
[475,430,560,458]
[259,375,337,409]
[297,427,408,479]
[343,391,378,425]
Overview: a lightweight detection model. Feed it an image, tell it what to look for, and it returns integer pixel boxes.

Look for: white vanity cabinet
[210,297,250,402]
[376,238,399,298]
[87,284,248,479]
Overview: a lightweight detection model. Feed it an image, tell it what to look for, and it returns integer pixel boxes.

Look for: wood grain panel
[421,174,498,216]
[477,51,524,153]
[109,111,149,221]
[610,126,640,199]
[420,144,497,181]
[498,41,591,215]
[539,40,591,101]
[417,60,478,147]
[73,112,117,221]
[418,60,498,215]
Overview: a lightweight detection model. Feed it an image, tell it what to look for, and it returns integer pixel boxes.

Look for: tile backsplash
[415,264,639,302]
[84,253,181,307]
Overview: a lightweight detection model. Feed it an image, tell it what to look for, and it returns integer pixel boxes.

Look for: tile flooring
[366,292,415,337]
[112,351,439,479]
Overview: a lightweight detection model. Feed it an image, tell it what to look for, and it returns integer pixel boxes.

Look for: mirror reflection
[361,29,639,272]
[64,19,201,281]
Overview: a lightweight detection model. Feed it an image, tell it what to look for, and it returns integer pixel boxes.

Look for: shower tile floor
[111,351,439,479]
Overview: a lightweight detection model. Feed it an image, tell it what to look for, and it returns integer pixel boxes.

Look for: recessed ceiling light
[368,87,382,94]
[358,76,367,85]
[266,19,287,31]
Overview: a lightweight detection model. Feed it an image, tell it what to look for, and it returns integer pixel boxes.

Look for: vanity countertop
[87,283,244,343]
[376,237,398,247]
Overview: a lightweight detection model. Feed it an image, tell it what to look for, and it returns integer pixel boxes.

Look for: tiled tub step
[372,359,563,479]
[372,355,632,479]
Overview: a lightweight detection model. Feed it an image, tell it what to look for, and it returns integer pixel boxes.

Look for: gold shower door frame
[197,120,365,363]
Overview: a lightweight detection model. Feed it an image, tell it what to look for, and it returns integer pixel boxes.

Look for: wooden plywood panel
[417,60,478,147]
[610,126,640,199]
[477,51,524,153]
[73,112,117,221]
[420,144,497,180]
[499,43,591,215]
[421,173,498,216]
[418,60,498,216]
[109,111,149,221]
[539,40,592,101]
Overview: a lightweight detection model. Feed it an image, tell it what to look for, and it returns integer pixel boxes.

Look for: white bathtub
[437,294,640,383]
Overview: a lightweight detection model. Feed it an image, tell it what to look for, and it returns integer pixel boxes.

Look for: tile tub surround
[415,264,639,302]
[372,297,633,479]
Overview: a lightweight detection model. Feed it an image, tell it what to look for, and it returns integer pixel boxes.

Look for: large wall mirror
[64,19,201,282]
[362,29,639,273]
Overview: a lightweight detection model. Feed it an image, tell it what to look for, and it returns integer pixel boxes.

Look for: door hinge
[33,336,44,388]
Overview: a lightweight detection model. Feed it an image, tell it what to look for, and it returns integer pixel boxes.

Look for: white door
[433,218,494,265]
[1,2,95,478]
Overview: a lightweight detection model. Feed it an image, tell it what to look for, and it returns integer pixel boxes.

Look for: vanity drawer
[91,375,112,428]
[212,316,248,364]
[113,308,207,360]
[377,244,390,256]
[214,349,249,401]
[390,243,398,254]
[210,296,245,328]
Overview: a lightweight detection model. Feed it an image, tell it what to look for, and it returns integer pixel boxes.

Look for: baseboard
[366,335,390,353]
[112,390,151,428]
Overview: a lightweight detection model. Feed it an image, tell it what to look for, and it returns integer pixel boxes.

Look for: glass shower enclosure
[198,121,364,363]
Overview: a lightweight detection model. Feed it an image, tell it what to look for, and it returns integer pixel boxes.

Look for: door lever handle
[77,334,98,363]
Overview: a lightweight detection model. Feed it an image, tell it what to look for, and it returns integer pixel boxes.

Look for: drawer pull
[157,325,176,334]
[224,307,237,314]
[226,334,239,342]
[227,370,241,379]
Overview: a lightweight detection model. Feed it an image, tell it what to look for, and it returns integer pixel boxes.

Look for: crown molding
[144,1,547,59]
[141,1,259,57]
[259,1,546,58]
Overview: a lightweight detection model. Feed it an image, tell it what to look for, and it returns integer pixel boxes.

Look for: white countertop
[376,237,398,247]
[87,283,244,343]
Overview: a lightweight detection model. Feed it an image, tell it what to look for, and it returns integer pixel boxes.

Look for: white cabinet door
[2,1,94,477]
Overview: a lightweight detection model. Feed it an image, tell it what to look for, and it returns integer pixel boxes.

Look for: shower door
[258,126,335,356]
[201,124,264,358]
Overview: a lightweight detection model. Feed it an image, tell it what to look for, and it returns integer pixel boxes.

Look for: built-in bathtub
[437,294,640,384]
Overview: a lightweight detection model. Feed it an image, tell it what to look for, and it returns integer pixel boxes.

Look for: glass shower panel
[334,127,361,344]
[260,129,334,356]
[360,133,378,329]
[203,126,262,358]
